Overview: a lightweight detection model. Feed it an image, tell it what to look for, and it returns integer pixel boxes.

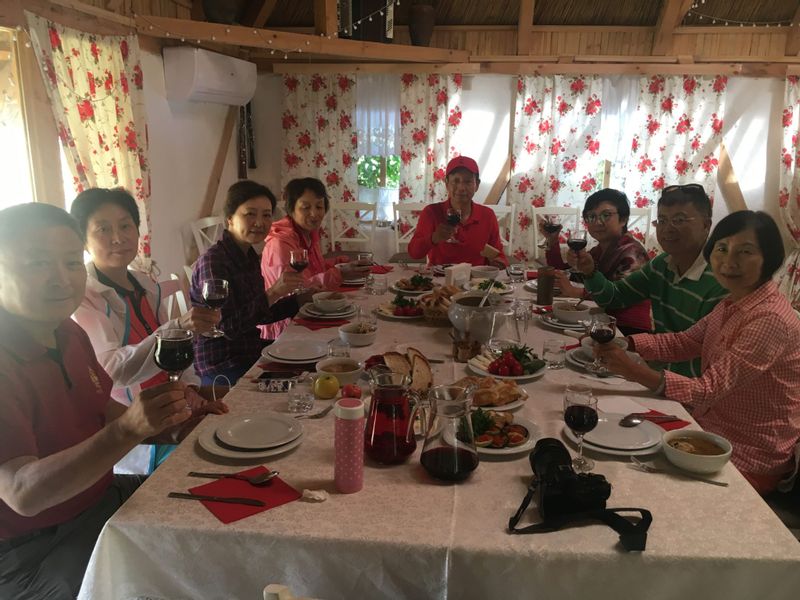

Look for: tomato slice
[490,433,509,449]
[475,434,493,447]
[507,431,527,446]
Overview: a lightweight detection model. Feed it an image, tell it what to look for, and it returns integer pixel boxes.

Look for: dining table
[78,265,800,600]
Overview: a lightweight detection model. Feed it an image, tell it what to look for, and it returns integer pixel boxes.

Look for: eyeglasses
[651,216,697,228]
[662,183,705,195]
[584,211,618,225]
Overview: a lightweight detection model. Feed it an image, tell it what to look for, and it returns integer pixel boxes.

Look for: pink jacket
[260,216,343,339]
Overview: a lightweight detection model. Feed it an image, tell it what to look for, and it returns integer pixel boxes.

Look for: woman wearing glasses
[594,211,800,494]
[542,188,651,334]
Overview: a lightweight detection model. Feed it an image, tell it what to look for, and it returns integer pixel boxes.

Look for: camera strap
[507,480,652,552]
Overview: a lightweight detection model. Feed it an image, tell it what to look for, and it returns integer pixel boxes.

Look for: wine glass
[154,329,194,383]
[587,314,617,375]
[445,207,461,243]
[567,229,588,254]
[201,279,228,338]
[541,215,563,250]
[289,249,309,293]
[563,384,598,472]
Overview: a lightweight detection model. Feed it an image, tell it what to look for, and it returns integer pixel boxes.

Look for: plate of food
[465,278,514,295]
[374,294,425,319]
[452,375,528,411]
[467,343,547,381]
[389,274,435,295]
[465,409,539,456]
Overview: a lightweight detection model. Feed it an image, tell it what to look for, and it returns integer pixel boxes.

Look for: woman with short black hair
[595,210,800,494]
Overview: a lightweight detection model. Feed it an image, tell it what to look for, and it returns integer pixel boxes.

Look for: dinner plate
[198,425,304,460]
[467,360,546,383]
[565,348,643,373]
[464,279,514,295]
[342,279,366,286]
[215,413,303,450]
[299,304,357,319]
[265,339,328,362]
[373,305,424,320]
[388,284,432,296]
[445,416,540,458]
[538,313,586,331]
[469,388,529,412]
[562,425,662,457]
[583,413,661,450]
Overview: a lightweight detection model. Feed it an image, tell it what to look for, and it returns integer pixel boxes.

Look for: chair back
[191,216,225,256]
[159,273,189,320]
[531,206,582,260]
[327,201,377,253]
[486,204,516,255]
[626,207,652,246]
[392,202,428,253]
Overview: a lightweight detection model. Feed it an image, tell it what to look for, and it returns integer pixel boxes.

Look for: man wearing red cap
[407,156,509,267]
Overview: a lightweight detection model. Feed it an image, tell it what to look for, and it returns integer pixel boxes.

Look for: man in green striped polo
[572,184,728,377]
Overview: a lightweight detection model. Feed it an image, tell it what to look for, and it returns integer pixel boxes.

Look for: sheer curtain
[356,74,399,222]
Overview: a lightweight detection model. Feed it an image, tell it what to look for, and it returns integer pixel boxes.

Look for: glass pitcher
[364,370,421,465]
[419,385,479,482]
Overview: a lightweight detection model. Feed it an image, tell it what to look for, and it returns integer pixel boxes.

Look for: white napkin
[595,395,647,415]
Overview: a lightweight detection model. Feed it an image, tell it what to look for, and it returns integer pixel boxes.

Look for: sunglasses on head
[661,183,706,196]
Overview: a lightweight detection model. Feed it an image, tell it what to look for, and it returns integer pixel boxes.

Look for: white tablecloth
[79,268,800,600]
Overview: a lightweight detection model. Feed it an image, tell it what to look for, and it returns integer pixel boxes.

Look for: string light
[688,3,792,27]
[339,0,399,36]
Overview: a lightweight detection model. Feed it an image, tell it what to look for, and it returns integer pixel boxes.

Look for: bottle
[334,397,365,493]
[537,266,555,306]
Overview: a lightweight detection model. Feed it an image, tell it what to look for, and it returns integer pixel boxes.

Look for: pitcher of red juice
[364,370,421,464]
[419,384,479,482]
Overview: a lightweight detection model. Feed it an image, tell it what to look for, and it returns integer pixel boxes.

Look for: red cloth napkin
[645,409,691,431]
[526,270,538,280]
[188,466,301,524]
[532,305,552,314]
[332,284,363,292]
[293,317,350,330]
[370,264,393,274]
[565,342,580,351]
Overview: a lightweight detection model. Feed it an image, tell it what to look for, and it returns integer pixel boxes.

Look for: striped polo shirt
[583,251,729,377]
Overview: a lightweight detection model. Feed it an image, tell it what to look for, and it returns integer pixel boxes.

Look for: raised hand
[118,382,191,440]
[178,307,220,335]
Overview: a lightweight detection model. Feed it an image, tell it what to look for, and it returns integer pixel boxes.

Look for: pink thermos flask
[334,397,365,493]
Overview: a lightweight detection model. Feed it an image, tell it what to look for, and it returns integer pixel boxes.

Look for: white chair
[159,273,189,320]
[183,264,194,285]
[627,207,652,245]
[531,206,582,260]
[392,202,428,253]
[190,216,225,256]
[326,201,377,253]
[486,204,516,255]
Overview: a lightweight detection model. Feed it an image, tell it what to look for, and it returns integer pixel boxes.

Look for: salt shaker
[334,397,365,494]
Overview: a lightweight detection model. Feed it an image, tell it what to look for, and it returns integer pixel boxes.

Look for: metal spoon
[188,470,279,486]
[619,413,681,427]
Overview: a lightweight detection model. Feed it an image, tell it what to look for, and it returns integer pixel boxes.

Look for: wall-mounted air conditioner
[163,47,256,106]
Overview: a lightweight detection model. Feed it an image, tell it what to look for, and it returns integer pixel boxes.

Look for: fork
[294,403,336,420]
[630,457,728,487]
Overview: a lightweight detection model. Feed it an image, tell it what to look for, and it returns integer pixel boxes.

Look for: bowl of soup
[471,265,500,281]
[315,357,363,385]
[662,430,732,474]
[552,300,592,324]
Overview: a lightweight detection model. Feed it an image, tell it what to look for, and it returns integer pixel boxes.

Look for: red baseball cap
[445,156,479,178]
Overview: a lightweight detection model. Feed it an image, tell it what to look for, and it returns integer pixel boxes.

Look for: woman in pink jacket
[261,177,370,339]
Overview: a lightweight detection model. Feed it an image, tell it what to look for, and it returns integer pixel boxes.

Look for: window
[357,155,400,189]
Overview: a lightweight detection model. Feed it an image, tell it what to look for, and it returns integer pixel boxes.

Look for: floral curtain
[25,12,152,270]
[281,73,358,251]
[616,75,727,253]
[397,73,463,236]
[776,76,800,308]
[507,75,605,262]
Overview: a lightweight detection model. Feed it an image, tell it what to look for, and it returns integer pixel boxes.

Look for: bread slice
[409,354,432,391]
[405,346,426,367]
[383,352,411,376]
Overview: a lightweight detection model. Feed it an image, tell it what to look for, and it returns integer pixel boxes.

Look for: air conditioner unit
[163,47,256,106]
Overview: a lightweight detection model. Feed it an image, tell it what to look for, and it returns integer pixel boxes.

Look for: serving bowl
[447,291,512,343]
[338,322,377,347]
[662,430,732,474]
[552,300,592,324]
[312,291,348,313]
[315,357,364,385]
[471,265,500,280]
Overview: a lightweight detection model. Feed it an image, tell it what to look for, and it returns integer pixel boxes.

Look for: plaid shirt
[190,231,298,376]
[632,281,800,487]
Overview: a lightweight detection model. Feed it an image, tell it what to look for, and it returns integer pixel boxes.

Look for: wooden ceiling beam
[242,0,278,28]
[517,0,534,56]
[787,4,800,57]
[135,15,469,62]
[652,0,694,55]
[313,0,337,37]
[270,62,481,74]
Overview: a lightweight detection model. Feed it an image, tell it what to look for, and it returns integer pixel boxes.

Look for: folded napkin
[370,264,393,274]
[188,466,301,524]
[526,270,538,280]
[565,342,580,351]
[645,409,690,431]
[293,317,351,330]
[532,305,552,314]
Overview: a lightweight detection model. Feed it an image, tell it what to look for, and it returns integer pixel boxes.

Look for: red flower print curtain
[507,75,605,262]
[776,77,800,308]
[619,75,727,252]
[26,12,152,270]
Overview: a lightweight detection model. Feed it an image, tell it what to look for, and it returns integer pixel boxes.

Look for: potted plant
[409,0,436,47]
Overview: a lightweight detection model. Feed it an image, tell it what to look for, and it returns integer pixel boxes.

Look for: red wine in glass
[446,211,461,226]
[590,329,616,344]
[421,447,478,482]
[201,279,228,338]
[290,259,309,273]
[563,389,598,472]
[543,222,563,235]
[564,404,599,434]
[154,330,194,382]
[567,238,588,252]
[203,294,226,309]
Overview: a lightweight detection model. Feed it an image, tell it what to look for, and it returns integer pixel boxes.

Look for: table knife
[168,492,265,507]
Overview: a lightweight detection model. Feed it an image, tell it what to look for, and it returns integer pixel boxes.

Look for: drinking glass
[289,249,309,294]
[587,314,617,374]
[154,329,194,382]
[201,278,228,338]
[567,229,588,254]
[357,252,374,267]
[543,339,566,369]
[370,273,388,295]
[507,263,525,283]
[287,374,315,413]
[328,339,351,358]
[563,385,598,472]
[540,215,563,250]
[512,298,534,339]
[445,207,462,243]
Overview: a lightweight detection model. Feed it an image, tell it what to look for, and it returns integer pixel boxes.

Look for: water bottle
[334,397,365,493]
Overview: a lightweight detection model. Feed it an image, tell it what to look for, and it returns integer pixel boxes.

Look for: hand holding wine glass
[154,329,194,383]
[567,229,588,253]
[445,207,462,243]
[540,215,563,249]
[200,279,228,338]
[587,314,617,374]
[563,384,598,473]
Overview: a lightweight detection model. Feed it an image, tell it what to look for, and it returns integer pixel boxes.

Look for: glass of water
[507,263,525,283]
[287,374,315,413]
[328,339,351,358]
[543,338,567,369]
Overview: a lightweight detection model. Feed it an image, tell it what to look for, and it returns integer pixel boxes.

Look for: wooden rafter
[516,0,534,56]
[242,0,278,28]
[787,3,800,57]
[652,0,694,56]
[313,0,337,37]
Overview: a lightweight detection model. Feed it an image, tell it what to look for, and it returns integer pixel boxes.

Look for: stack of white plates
[298,303,357,320]
[198,412,304,459]
[262,340,327,364]
[539,313,585,331]
[563,412,661,456]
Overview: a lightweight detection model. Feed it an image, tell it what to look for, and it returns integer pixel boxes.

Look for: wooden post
[313,0,337,38]
[652,0,694,56]
[199,106,238,219]
[242,0,278,28]
[484,157,511,206]
[517,0,535,56]
[787,5,800,57]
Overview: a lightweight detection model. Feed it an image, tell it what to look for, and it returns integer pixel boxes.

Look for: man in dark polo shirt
[0,204,193,599]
